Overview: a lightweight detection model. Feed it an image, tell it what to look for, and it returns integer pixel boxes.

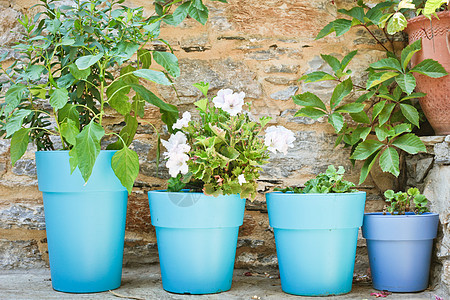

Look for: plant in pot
[266,165,366,296]
[0,0,218,293]
[362,188,439,292]
[148,82,295,294]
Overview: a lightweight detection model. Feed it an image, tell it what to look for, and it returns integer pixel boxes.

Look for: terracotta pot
[404,11,450,135]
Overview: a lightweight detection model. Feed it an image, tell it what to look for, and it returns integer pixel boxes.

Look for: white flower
[264,126,295,155]
[173,111,191,130]
[238,174,246,185]
[161,131,190,158]
[166,152,189,177]
[213,89,245,116]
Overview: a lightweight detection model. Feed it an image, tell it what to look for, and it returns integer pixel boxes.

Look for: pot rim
[407,10,450,25]
[364,212,439,218]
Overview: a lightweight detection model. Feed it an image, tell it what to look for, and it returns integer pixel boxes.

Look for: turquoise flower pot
[148,191,245,294]
[266,191,366,296]
[36,151,128,293]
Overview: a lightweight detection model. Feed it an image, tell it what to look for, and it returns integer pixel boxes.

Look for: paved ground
[0,265,446,300]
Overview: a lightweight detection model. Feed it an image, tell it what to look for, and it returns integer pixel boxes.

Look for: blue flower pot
[148,191,245,294]
[266,191,366,296]
[362,212,439,292]
[35,151,128,293]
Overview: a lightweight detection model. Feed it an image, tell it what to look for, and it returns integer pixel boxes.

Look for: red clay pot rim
[407,10,450,25]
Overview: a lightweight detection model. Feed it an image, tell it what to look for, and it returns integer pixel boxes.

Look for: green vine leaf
[111,146,139,193]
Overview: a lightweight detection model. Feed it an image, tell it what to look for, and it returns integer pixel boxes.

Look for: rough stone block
[270,86,299,100]
[0,204,45,230]
[0,239,46,269]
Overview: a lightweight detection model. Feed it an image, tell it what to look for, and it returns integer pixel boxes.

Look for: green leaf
[300,71,335,82]
[335,103,365,113]
[341,50,358,70]
[411,59,449,78]
[401,39,421,70]
[60,118,79,145]
[194,97,209,112]
[350,111,370,123]
[395,73,416,95]
[75,53,103,70]
[351,139,384,160]
[130,84,177,113]
[69,63,91,80]
[106,115,138,150]
[137,49,152,69]
[5,109,31,137]
[153,51,180,77]
[328,112,344,132]
[338,7,365,22]
[367,71,399,89]
[49,88,69,110]
[392,133,426,154]
[375,126,390,141]
[116,41,140,65]
[333,19,352,37]
[386,12,407,35]
[132,69,171,85]
[193,82,210,97]
[188,2,209,25]
[359,150,381,184]
[10,128,30,166]
[58,104,80,129]
[106,80,132,116]
[379,147,400,177]
[378,103,396,126]
[68,148,78,174]
[392,123,412,136]
[294,107,327,119]
[399,103,419,127]
[321,54,341,73]
[370,58,403,72]
[111,146,139,193]
[4,84,27,114]
[330,78,353,109]
[74,121,105,183]
[423,0,447,16]
[169,2,190,25]
[372,100,386,121]
[316,22,335,39]
[292,92,327,111]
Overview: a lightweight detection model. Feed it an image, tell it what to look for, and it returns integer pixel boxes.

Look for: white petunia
[213,89,245,116]
[264,126,295,155]
[238,174,246,185]
[173,111,192,130]
[161,131,190,158]
[166,152,189,177]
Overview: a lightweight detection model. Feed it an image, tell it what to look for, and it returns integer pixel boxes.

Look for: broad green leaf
[335,103,364,113]
[193,82,210,97]
[106,115,138,150]
[375,126,390,141]
[164,2,190,25]
[370,58,403,72]
[393,123,412,136]
[116,41,140,65]
[153,51,180,77]
[132,69,171,85]
[392,133,426,154]
[359,150,381,184]
[321,54,341,73]
[333,19,353,37]
[299,71,335,82]
[399,103,419,127]
[350,111,370,123]
[316,22,335,39]
[194,97,209,112]
[75,121,105,182]
[58,104,80,129]
[379,147,400,177]
[401,39,421,70]
[130,84,177,113]
[386,12,407,35]
[328,112,344,132]
[49,88,69,110]
[29,85,46,99]
[4,84,27,114]
[25,65,45,81]
[137,49,152,69]
[401,92,426,101]
[341,50,358,70]
[378,102,396,126]
[294,107,327,119]
[68,148,78,174]
[372,100,386,121]
[188,2,209,25]
[75,53,103,70]
[111,146,139,193]
[69,63,90,80]
[338,7,365,22]
[60,118,79,145]
[292,92,327,110]
[5,109,31,137]
[395,73,416,95]
[10,128,30,166]
[351,139,384,160]
[423,0,447,16]
[367,71,399,89]
[120,65,139,85]
[411,59,448,78]
[359,127,372,141]
[330,78,353,109]
[356,90,376,103]
[106,80,131,116]
[398,0,415,10]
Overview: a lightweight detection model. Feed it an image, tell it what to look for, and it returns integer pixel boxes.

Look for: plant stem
[361,25,390,52]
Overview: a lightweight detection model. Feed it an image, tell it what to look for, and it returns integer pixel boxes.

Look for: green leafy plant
[383,187,429,214]
[293,1,448,184]
[162,82,295,200]
[0,0,221,192]
[275,165,357,194]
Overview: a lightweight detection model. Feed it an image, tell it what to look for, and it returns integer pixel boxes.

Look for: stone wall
[0,0,435,287]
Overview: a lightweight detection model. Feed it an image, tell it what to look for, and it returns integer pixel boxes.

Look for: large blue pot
[35,150,128,293]
[266,191,366,296]
[362,212,439,292]
[148,191,245,294]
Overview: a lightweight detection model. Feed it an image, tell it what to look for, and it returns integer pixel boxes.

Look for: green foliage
[384,187,429,214]
[275,165,357,194]
[293,2,448,184]
[0,0,216,192]
[166,84,272,200]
